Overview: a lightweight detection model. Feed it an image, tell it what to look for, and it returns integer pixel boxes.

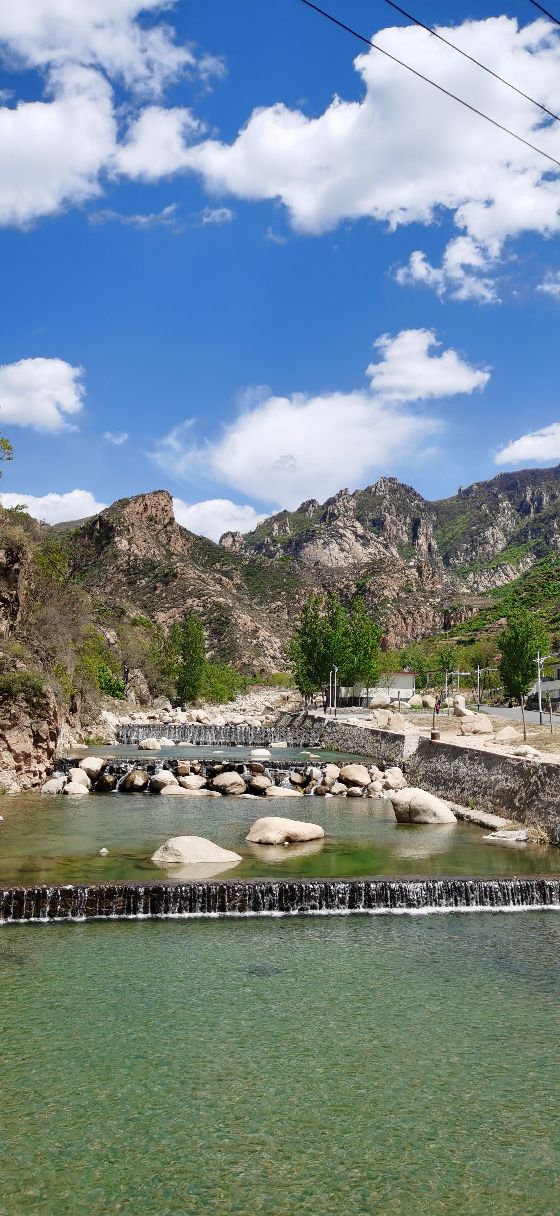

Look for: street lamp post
[333,665,338,719]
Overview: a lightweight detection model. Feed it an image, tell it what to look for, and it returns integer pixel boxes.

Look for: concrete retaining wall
[275,711,560,845]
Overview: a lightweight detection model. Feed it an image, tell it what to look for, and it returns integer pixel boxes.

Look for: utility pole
[328,669,332,714]
[477,664,481,711]
[333,666,338,719]
[537,650,543,726]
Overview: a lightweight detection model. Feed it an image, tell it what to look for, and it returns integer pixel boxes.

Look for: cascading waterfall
[2,877,560,923]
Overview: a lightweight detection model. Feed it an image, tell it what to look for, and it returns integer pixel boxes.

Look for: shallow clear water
[1,914,559,1215]
[0,788,558,887]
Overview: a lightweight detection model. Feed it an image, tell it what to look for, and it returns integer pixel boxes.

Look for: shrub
[199,662,247,704]
[0,671,46,705]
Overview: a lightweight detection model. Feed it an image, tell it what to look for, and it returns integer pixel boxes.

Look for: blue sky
[1,0,560,537]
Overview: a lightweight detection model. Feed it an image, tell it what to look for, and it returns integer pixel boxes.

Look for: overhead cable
[382,0,560,124]
[297,0,560,170]
[530,2,560,28]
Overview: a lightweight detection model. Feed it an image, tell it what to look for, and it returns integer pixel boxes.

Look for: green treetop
[498,607,549,704]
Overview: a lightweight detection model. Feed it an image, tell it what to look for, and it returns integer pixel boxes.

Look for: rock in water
[265,786,302,798]
[151,836,242,865]
[41,776,67,794]
[79,756,105,779]
[149,770,178,793]
[178,774,207,790]
[212,771,247,795]
[138,737,161,751]
[119,768,149,793]
[250,748,271,759]
[96,771,117,792]
[390,788,457,824]
[339,764,371,788]
[247,773,272,795]
[64,781,90,796]
[245,816,324,844]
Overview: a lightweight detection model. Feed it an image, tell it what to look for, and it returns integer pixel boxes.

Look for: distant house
[338,671,416,705]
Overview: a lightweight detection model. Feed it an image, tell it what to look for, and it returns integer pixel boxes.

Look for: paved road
[478,704,558,726]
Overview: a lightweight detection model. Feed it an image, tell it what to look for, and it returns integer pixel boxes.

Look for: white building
[339,671,416,705]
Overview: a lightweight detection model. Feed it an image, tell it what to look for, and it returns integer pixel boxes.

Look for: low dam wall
[117,723,322,747]
[2,877,560,923]
[275,712,560,844]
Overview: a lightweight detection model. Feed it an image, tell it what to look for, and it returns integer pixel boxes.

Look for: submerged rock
[246,816,324,845]
[265,786,302,798]
[151,836,242,865]
[390,788,457,824]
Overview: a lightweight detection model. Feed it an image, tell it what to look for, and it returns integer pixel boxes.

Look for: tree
[289,593,327,699]
[347,597,382,693]
[173,612,206,704]
[499,608,549,703]
[0,436,13,471]
[499,607,549,739]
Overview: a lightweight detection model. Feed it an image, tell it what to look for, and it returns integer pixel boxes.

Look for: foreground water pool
[0,787,559,886]
[1,914,559,1215]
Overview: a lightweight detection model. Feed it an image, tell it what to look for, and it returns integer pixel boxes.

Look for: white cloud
[173,497,266,542]
[395,238,499,304]
[366,329,489,402]
[182,16,560,259]
[152,328,489,509]
[200,206,235,225]
[89,203,179,230]
[103,431,128,445]
[537,270,560,297]
[114,106,203,179]
[0,1,215,96]
[0,357,84,430]
[495,422,560,466]
[0,489,107,523]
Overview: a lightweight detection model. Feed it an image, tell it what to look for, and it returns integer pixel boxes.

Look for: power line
[297,0,560,170]
[382,0,560,124]
[530,2,560,28]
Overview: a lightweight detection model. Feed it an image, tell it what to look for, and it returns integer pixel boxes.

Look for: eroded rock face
[125,668,151,706]
[0,687,60,790]
[246,816,325,845]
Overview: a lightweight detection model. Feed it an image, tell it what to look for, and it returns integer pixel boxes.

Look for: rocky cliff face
[0,686,60,792]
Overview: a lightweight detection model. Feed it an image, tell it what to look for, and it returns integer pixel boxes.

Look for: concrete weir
[1,878,560,923]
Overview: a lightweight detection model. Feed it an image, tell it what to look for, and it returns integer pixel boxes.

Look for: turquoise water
[1,914,559,1215]
[0,788,558,886]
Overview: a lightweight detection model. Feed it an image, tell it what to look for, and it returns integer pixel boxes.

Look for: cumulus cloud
[537,270,560,297]
[495,422,560,466]
[114,106,203,179]
[103,431,128,446]
[152,328,489,508]
[0,1,218,96]
[395,238,499,304]
[181,16,560,268]
[173,497,266,542]
[0,489,107,523]
[0,357,84,430]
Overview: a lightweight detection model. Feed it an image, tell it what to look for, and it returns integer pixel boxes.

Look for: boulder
[248,774,272,794]
[408,694,423,709]
[313,785,331,797]
[96,771,117,792]
[64,781,90,796]
[369,691,391,709]
[138,737,161,751]
[387,712,406,732]
[289,771,306,786]
[119,768,149,793]
[166,787,219,797]
[250,748,271,759]
[178,774,207,790]
[212,771,247,795]
[494,726,521,744]
[382,767,407,791]
[339,763,371,788]
[367,780,383,796]
[346,786,365,798]
[41,776,67,794]
[459,714,493,736]
[149,770,179,793]
[330,781,348,795]
[158,737,176,748]
[152,697,173,713]
[68,767,91,788]
[176,761,191,776]
[79,756,105,780]
[265,786,302,797]
[390,787,457,824]
[513,745,541,759]
[375,709,391,728]
[323,763,340,787]
[125,669,151,706]
[422,695,436,710]
[453,695,474,719]
[151,836,242,865]
[246,816,325,845]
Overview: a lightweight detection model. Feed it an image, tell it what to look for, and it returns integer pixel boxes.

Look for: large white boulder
[149,770,179,793]
[79,756,105,780]
[158,737,176,748]
[459,714,493,736]
[382,767,407,791]
[265,786,302,798]
[323,763,340,787]
[41,776,67,794]
[138,737,161,751]
[178,774,207,790]
[212,771,247,795]
[251,748,271,759]
[369,691,391,709]
[494,725,521,744]
[64,781,90,796]
[453,695,474,719]
[422,695,436,710]
[339,763,371,788]
[390,787,457,824]
[246,816,325,844]
[387,712,407,732]
[68,767,90,788]
[248,774,272,794]
[119,768,149,792]
[408,694,423,709]
[151,836,242,865]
